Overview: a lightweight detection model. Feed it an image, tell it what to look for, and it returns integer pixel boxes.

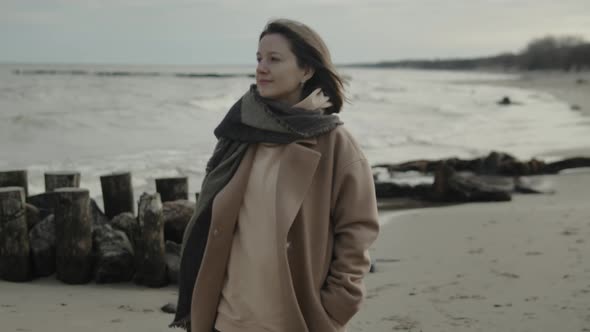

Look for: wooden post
[100,172,134,219]
[0,187,32,281]
[134,192,167,287]
[45,171,81,192]
[54,188,92,284]
[195,192,200,203]
[155,177,188,202]
[0,170,28,197]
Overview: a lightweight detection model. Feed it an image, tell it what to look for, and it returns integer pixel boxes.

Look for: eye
[271,57,280,62]
[256,57,261,63]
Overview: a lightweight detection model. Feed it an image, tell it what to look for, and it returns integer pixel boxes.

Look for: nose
[256,60,269,75]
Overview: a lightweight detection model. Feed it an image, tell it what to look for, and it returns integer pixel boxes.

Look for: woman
[171,19,379,332]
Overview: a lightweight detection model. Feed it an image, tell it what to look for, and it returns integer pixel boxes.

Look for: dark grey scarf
[170,84,342,330]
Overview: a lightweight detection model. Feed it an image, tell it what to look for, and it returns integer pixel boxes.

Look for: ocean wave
[12,69,255,79]
[10,114,55,128]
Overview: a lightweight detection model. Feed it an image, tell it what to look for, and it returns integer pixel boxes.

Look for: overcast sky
[1,0,589,65]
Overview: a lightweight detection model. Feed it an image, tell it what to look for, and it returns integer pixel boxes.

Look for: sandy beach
[2,172,589,332]
[352,170,590,331]
[2,72,590,332]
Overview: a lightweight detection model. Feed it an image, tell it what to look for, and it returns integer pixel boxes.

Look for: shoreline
[458,70,590,159]
[475,71,590,117]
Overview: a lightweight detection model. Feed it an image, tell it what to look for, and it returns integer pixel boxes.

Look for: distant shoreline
[457,70,590,159]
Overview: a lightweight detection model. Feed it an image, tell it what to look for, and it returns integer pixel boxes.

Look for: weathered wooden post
[134,192,167,287]
[54,188,92,284]
[0,187,32,281]
[100,172,134,219]
[155,177,188,202]
[0,170,28,197]
[45,171,81,192]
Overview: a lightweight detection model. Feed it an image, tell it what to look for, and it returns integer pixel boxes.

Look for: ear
[302,66,315,82]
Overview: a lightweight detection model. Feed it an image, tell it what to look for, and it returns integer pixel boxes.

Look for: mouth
[257,79,272,86]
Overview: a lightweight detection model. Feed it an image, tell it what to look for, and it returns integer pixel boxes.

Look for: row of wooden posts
[0,169,195,283]
[0,170,193,217]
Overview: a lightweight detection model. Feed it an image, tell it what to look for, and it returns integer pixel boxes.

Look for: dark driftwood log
[432,164,511,202]
[54,188,93,284]
[100,172,134,219]
[542,157,590,174]
[373,153,590,177]
[45,171,81,192]
[155,177,188,202]
[134,193,167,287]
[0,170,28,197]
[0,187,32,281]
[374,182,432,199]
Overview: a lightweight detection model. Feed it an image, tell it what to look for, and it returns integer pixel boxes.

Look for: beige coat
[190,126,380,332]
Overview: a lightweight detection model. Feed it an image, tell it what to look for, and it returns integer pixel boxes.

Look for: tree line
[355,35,590,71]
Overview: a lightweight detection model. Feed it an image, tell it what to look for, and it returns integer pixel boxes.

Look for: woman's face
[256,33,313,105]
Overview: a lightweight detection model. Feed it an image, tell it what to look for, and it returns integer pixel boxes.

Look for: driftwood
[374,152,590,176]
[542,157,590,174]
[431,164,512,202]
[376,164,512,203]
[0,187,32,281]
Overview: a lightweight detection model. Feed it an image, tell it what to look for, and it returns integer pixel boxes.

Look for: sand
[2,172,589,332]
[2,72,590,332]
[351,171,590,332]
[0,278,179,332]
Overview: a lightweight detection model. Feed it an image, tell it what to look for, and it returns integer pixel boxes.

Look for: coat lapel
[275,137,321,239]
[210,145,256,232]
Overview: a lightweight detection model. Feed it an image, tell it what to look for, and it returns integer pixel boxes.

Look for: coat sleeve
[321,157,380,326]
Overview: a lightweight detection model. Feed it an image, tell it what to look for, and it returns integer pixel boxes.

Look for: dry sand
[2,71,590,332]
[351,171,590,332]
[0,278,179,332]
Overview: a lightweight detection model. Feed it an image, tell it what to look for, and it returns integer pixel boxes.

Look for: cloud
[1,0,589,64]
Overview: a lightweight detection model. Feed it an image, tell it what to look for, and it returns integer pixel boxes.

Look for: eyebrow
[256,51,282,57]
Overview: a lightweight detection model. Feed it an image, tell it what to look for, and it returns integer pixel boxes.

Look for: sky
[1,0,589,65]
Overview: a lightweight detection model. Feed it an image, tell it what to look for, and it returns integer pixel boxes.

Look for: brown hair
[259,19,346,114]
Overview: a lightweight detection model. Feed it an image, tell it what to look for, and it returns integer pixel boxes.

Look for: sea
[1,63,588,206]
